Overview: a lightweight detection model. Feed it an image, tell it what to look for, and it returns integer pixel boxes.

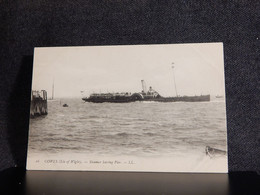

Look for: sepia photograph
[27,43,227,172]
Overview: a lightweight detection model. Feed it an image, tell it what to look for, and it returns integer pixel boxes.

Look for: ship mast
[171,63,178,97]
[52,78,54,100]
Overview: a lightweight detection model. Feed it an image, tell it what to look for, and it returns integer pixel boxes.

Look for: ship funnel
[141,80,147,93]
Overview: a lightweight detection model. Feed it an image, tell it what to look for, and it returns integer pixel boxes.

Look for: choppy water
[28,98,227,159]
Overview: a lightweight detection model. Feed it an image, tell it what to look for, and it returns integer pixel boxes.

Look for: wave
[115,132,140,137]
[143,132,158,136]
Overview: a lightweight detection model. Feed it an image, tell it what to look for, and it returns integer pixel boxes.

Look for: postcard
[27,43,228,172]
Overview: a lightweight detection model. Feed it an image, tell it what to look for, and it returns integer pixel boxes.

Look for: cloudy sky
[32,43,225,98]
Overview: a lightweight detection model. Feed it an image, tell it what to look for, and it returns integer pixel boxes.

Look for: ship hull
[148,95,210,102]
[82,95,210,103]
[82,96,135,103]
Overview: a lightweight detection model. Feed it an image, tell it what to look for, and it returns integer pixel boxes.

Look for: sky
[32,43,225,98]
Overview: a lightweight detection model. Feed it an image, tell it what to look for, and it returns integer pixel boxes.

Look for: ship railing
[90,92,132,97]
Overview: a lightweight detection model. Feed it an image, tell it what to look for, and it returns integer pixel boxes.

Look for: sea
[27,97,228,172]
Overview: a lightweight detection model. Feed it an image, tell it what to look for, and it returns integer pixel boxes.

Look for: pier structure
[30,90,48,118]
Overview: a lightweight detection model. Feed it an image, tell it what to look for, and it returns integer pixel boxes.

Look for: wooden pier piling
[30,90,48,118]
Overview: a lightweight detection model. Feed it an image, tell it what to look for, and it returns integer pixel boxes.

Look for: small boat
[205,146,227,158]
[63,104,69,107]
[216,95,223,98]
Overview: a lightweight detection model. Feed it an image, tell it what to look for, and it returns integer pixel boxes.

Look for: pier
[30,90,48,118]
